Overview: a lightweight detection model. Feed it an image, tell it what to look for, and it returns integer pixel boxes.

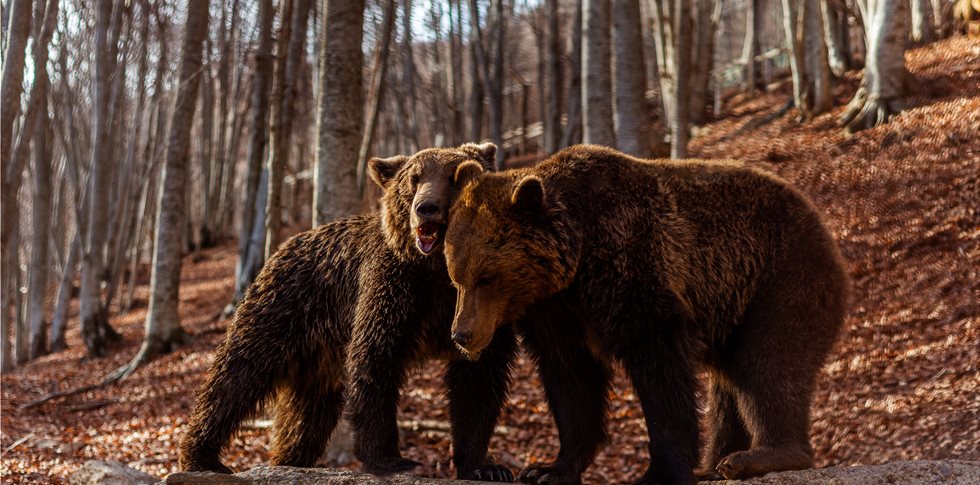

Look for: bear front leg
[446,325,518,482]
[516,307,611,485]
[344,283,421,475]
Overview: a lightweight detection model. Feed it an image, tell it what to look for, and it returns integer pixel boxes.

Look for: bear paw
[715,454,746,480]
[463,462,514,482]
[362,456,422,475]
[517,465,582,485]
[180,457,232,474]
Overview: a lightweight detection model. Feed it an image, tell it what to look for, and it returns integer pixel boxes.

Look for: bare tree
[469,0,507,169]
[312,0,365,226]
[582,0,615,146]
[842,0,913,132]
[111,0,210,379]
[543,0,563,155]
[910,0,936,42]
[25,3,56,359]
[561,0,584,149]
[613,0,656,157]
[79,0,121,357]
[652,0,692,158]
[233,0,274,305]
[266,0,312,258]
[356,0,396,193]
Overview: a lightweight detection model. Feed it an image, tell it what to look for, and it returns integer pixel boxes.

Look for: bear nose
[452,331,472,348]
[416,201,440,217]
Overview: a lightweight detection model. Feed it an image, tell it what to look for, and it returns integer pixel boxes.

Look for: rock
[163,461,980,484]
[711,460,980,485]
[69,460,160,485]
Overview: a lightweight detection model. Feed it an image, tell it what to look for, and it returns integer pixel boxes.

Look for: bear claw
[517,466,582,485]
[469,463,514,482]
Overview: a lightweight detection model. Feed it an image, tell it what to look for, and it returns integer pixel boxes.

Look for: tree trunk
[613,0,655,157]
[468,0,506,169]
[582,0,616,147]
[782,0,808,114]
[543,0,563,155]
[27,97,52,360]
[402,0,420,151]
[687,0,715,126]
[80,0,121,357]
[23,0,60,360]
[0,0,31,196]
[312,0,365,226]
[805,0,833,115]
[743,0,758,92]
[50,235,79,352]
[652,0,692,158]
[841,0,913,132]
[356,0,396,194]
[910,0,936,42]
[561,0,584,149]
[822,0,851,77]
[233,0,274,305]
[115,0,210,379]
[266,0,312,259]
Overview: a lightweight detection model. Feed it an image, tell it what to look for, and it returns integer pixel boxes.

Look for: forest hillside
[1,35,977,484]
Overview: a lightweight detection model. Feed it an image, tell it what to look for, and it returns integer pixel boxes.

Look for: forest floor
[2,37,978,484]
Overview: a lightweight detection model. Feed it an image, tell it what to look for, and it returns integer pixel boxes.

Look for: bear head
[369,142,498,259]
[444,165,579,360]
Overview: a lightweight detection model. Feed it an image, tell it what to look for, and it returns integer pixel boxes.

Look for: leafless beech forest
[1,0,978,483]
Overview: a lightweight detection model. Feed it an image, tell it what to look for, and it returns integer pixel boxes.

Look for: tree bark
[543,0,563,155]
[582,0,616,147]
[805,0,833,115]
[79,0,121,357]
[468,0,506,169]
[356,0,396,194]
[652,0,691,158]
[233,0,274,305]
[822,0,851,77]
[402,0,420,151]
[910,0,936,42]
[266,0,312,259]
[116,0,210,379]
[613,0,655,157]
[841,0,913,132]
[561,0,584,149]
[50,235,79,352]
[312,0,365,226]
[687,0,715,126]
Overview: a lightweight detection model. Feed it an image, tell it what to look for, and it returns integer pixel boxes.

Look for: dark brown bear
[178,143,516,482]
[444,145,849,484]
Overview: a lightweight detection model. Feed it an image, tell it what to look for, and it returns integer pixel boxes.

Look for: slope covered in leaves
[2,37,978,484]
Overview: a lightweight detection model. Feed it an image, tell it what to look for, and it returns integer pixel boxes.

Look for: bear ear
[454,160,484,186]
[459,142,498,171]
[511,176,546,214]
[368,155,409,189]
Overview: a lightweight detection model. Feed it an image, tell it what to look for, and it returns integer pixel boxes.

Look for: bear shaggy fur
[178,143,516,482]
[445,145,849,484]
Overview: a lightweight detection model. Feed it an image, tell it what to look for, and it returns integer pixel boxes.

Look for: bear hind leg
[697,373,751,480]
[268,360,344,467]
[715,307,826,479]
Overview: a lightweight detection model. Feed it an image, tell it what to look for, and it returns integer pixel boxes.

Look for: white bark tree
[842,0,913,132]
[312,0,365,226]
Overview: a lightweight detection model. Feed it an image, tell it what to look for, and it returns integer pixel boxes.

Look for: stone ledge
[161,460,980,485]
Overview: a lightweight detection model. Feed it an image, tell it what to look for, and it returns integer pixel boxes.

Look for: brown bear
[178,143,516,482]
[444,145,849,484]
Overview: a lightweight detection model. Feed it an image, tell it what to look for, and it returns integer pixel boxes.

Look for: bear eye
[410,174,420,187]
[476,275,493,288]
